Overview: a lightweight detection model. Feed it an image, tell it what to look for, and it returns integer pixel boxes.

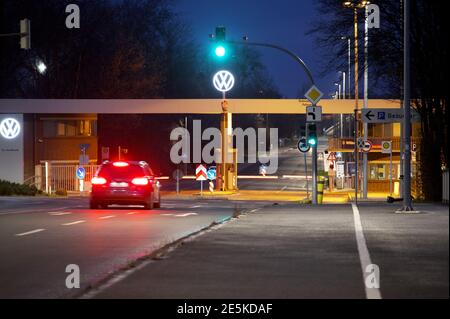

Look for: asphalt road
[0,196,265,299]
[93,202,449,299]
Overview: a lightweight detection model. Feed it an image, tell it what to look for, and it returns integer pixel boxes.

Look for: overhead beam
[0,99,401,114]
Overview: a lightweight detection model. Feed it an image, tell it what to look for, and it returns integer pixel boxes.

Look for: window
[370,164,386,180]
[42,119,97,137]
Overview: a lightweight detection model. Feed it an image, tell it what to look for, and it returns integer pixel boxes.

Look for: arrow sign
[365,110,375,121]
[297,137,310,153]
[76,166,86,180]
[362,108,420,123]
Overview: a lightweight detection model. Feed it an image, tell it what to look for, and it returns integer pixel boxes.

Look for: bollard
[317,176,325,204]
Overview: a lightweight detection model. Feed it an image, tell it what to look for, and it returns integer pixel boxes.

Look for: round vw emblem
[0,118,21,139]
[213,70,235,92]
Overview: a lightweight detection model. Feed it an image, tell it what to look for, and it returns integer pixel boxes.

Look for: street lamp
[36,60,47,74]
[343,0,370,202]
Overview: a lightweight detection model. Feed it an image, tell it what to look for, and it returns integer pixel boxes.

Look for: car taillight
[91,176,107,185]
[131,177,149,186]
[113,161,129,167]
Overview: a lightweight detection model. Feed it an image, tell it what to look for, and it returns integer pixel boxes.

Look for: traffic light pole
[312,144,318,204]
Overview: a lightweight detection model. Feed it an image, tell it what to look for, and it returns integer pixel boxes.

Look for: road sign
[76,166,86,180]
[101,147,109,161]
[362,108,420,123]
[297,137,310,153]
[336,161,345,179]
[381,141,392,154]
[362,140,373,153]
[357,137,365,149]
[207,167,217,180]
[195,164,207,181]
[79,143,90,151]
[306,106,322,122]
[305,85,323,105]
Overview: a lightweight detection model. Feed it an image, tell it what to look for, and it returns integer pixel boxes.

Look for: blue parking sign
[76,166,86,180]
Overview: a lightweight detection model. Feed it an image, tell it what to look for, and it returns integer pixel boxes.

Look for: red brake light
[131,177,149,186]
[91,176,107,185]
[113,161,129,167]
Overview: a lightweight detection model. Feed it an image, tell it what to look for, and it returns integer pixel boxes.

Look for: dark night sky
[174,0,339,98]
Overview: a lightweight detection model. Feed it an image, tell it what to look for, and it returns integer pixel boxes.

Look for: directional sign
[305,85,323,105]
[306,106,322,122]
[76,166,86,180]
[362,108,420,123]
[207,167,217,180]
[195,164,207,181]
[297,137,310,153]
[381,141,392,154]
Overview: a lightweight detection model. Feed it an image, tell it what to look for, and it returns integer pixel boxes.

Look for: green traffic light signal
[307,123,317,146]
[215,45,226,57]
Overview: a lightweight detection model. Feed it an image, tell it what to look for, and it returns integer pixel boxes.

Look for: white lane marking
[161,213,174,216]
[174,213,198,217]
[351,203,382,299]
[98,215,116,220]
[190,205,202,208]
[49,212,72,216]
[62,220,85,226]
[127,212,138,215]
[15,229,46,237]
[0,206,73,216]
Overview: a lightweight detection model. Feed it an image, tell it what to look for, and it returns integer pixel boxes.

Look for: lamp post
[343,0,370,202]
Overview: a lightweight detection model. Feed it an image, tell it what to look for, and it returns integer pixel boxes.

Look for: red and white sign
[195,164,207,181]
[362,140,373,153]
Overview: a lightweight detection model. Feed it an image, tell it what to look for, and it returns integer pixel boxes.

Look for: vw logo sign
[213,70,235,92]
[0,118,21,139]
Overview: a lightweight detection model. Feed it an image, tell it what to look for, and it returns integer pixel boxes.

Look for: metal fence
[443,170,449,204]
[36,163,100,192]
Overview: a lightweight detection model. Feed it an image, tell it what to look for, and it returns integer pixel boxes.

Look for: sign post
[382,141,393,195]
[305,85,323,205]
[195,164,207,195]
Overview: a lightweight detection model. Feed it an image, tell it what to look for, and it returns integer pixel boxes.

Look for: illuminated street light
[36,60,47,74]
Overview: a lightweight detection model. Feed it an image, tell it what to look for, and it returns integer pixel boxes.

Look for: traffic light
[307,123,317,146]
[20,19,31,50]
[213,26,228,59]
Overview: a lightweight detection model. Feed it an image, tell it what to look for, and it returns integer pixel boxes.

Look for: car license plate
[110,182,128,187]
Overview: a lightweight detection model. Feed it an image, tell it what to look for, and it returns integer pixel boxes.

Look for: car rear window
[98,164,147,179]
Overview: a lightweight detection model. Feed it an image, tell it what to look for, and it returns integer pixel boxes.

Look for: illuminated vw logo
[213,70,235,92]
[0,118,21,139]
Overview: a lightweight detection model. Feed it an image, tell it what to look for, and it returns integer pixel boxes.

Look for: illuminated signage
[213,70,235,92]
[0,118,21,139]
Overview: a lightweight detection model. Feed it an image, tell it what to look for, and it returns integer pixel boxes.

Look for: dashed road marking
[174,213,198,217]
[49,212,72,216]
[15,229,46,237]
[127,212,138,215]
[190,205,202,208]
[161,213,174,216]
[98,215,116,220]
[351,203,382,299]
[62,220,86,226]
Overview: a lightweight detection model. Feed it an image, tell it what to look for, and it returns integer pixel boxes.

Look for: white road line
[161,213,174,216]
[351,203,382,299]
[62,220,85,226]
[174,213,198,217]
[277,186,287,193]
[15,229,46,237]
[98,215,116,220]
[48,212,72,216]
[127,212,138,215]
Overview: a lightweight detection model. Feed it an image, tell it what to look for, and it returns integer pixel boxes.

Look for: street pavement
[0,196,265,298]
[91,202,448,299]
[0,188,447,298]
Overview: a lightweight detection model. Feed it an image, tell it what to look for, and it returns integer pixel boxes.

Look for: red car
[90,161,161,209]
